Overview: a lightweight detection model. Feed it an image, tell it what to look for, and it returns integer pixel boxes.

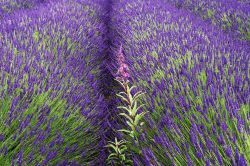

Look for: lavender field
[0,0,249,165]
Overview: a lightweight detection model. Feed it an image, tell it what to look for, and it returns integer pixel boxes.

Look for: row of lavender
[163,0,250,41]
[0,0,107,165]
[0,0,46,17]
[111,0,249,165]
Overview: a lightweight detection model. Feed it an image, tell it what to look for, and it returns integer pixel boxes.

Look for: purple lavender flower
[0,134,4,141]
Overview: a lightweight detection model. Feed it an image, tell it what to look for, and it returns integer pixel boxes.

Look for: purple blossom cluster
[0,0,105,116]
[0,0,249,165]
[0,0,108,164]
[0,0,46,17]
[164,0,250,40]
[116,45,130,82]
[111,0,249,165]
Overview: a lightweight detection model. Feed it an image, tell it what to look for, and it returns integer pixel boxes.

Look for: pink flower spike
[117,44,125,65]
[116,45,130,82]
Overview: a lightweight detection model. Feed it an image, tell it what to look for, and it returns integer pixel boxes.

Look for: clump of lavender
[111,0,250,165]
[164,0,250,40]
[0,0,105,164]
[0,0,46,16]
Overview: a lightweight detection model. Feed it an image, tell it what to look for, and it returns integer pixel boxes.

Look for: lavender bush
[111,0,249,165]
[0,0,107,164]
[164,0,250,40]
[0,0,46,17]
[0,0,249,165]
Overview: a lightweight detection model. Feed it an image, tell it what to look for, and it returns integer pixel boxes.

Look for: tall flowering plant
[106,45,147,165]
[115,45,130,81]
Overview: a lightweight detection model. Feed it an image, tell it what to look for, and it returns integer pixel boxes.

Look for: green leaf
[128,92,133,105]
[120,140,127,144]
[118,91,127,96]
[121,154,126,161]
[107,153,117,159]
[118,129,131,134]
[134,111,148,126]
[129,132,134,138]
[132,103,145,117]
[115,79,126,89]
[126,121,135,131]
[133,91,145,103]
[118,148,121,154]
[131,100,138,116]
[105,144,118,153]
[125,159,133,164]
[129,85,137,92]
[120,113,134,123]
[116,94,128,103]
[117,106,131,114]
[120,146,128,153]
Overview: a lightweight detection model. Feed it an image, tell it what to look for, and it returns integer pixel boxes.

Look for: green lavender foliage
[0,88,99,165]
[111,0,250,165]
